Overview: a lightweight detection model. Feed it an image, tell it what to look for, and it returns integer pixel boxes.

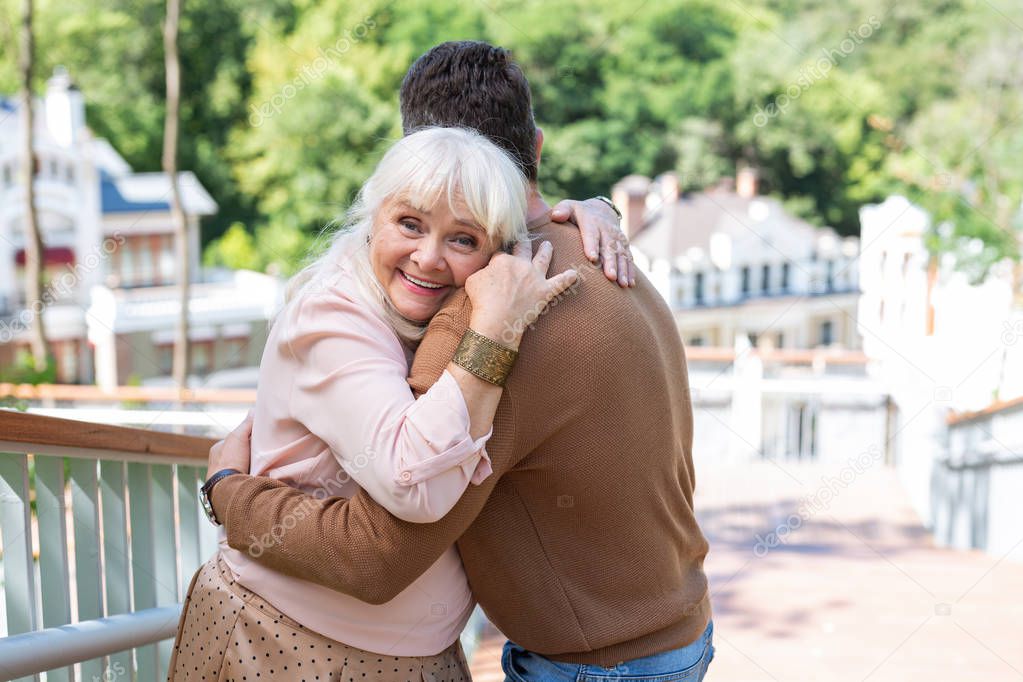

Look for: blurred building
[616,168,885,468]
[616,168,861,350]
[858,195,1023,562]
[0,67,280,386]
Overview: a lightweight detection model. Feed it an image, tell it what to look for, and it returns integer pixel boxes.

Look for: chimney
[736,165,758,199]
[611,175,651,239]
[45,66,85,147]
[659,171,681,203]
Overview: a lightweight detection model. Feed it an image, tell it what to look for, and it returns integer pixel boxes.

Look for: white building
[0,68,281,386]
[615,168,885,467]
[616,169,861,351]
[858,194,1023,562]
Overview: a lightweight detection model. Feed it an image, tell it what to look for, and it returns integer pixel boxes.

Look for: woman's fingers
[617,250,630,287]
[580,223,601,264]
[531,240,554,274]
[546,268,579,299]
[511,238,533,262]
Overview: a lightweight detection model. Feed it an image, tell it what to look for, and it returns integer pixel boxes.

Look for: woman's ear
[535,127,544,169]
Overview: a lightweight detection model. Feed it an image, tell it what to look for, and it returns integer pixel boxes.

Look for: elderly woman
[168,126,631,682]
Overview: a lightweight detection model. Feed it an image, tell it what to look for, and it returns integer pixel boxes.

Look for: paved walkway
[469,457,1023,681]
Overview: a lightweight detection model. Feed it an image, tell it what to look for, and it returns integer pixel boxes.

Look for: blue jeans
[502,620,715,681]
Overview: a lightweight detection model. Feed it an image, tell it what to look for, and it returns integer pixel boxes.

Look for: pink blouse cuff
[394,370,494,487]
[395,428,493,487]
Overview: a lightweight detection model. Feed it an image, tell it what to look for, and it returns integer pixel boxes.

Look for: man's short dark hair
[400,41,538,181]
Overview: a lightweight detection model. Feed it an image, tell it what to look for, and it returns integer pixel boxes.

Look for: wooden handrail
[685,347,870,364]
[0,383,256,404]
[0,410,216,461]
[947,394,1023,426]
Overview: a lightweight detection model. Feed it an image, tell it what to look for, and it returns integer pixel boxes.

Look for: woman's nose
[410,239,447,272]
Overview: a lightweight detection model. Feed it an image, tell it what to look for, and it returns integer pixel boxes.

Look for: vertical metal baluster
[127,462,157,681]
[34,455,72,682]
[149,464,178,679]
[0,452,40,682]
[100,459,132,679]
[176,466,202,598]
[69,457,105,680]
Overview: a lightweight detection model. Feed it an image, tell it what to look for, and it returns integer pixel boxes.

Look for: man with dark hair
[205,40,714,681]
[400,41,540,182]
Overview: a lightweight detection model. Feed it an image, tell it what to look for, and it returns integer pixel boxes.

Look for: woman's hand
[207,411,254,480]
[465,239,578,349]
[551,197,635,288]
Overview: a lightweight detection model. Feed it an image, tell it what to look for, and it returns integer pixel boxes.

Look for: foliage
[0,349,57,384]
[1,0,1020,276]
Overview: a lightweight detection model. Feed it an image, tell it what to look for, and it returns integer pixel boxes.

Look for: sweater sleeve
[285,291,492,523]
[212,292,520,604]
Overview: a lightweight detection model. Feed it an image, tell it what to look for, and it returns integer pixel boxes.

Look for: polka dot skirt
[168,556,470,682]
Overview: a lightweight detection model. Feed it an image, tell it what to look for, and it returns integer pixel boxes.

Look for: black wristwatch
[200,468,242,526]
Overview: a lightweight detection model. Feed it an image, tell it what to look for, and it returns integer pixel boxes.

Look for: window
[781,263,790,292]
[54,340,79,383]
[688,336,705,347]
[65,165,75,184]
[776,332,785,348]
[223,338,248,368]
[761,264,771,293]
[694,272,704,304]
[159,235,175,283]
[157,344,173,375]
[138,240,154,286]
[819,320,833,346]
[826,260,835,292]
[740,266,750,295]
[2,164,11,187]
[192,342,213,375]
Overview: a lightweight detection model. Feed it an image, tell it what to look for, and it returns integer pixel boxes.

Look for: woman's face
[369,196,496,322]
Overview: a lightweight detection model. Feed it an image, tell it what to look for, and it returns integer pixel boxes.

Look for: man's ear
[535,127,544,169]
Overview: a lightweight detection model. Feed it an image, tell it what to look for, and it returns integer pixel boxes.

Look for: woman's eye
[399,220,421,233]
[454,235,478,248]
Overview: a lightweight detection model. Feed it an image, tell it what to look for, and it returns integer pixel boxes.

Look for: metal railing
[0,410,217,681]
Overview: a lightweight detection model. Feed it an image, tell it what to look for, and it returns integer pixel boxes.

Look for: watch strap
[200,468,242,526]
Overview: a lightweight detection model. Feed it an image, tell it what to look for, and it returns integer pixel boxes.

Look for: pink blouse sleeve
[284,290,493,523]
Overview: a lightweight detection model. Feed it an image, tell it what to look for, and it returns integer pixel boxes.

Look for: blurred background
[0,0,1021,680]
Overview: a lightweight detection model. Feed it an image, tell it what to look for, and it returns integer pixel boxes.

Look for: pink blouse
[219,263,489,656]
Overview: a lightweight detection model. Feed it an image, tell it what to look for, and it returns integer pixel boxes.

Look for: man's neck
[526,187,550,225]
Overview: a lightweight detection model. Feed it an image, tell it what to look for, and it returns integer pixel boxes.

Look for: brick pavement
[469,456,1023,681]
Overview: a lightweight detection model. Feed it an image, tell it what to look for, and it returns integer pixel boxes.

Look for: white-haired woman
[168,127,628,682]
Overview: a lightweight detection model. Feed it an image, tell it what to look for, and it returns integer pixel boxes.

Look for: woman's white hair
[285,126,529,344]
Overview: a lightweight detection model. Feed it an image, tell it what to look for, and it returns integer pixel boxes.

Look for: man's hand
[207,411,254,480]
[551,197,635,288]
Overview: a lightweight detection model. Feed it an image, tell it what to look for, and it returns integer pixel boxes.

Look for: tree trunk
[19,0,51,372]
[163,0,190,391]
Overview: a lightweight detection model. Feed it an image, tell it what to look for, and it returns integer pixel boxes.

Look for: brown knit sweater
[212,216,711,666]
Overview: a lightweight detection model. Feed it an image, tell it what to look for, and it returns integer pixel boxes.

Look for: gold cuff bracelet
[452,328,518,387]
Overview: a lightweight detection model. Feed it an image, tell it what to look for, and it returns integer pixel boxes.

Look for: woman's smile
[370,197,493,321]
